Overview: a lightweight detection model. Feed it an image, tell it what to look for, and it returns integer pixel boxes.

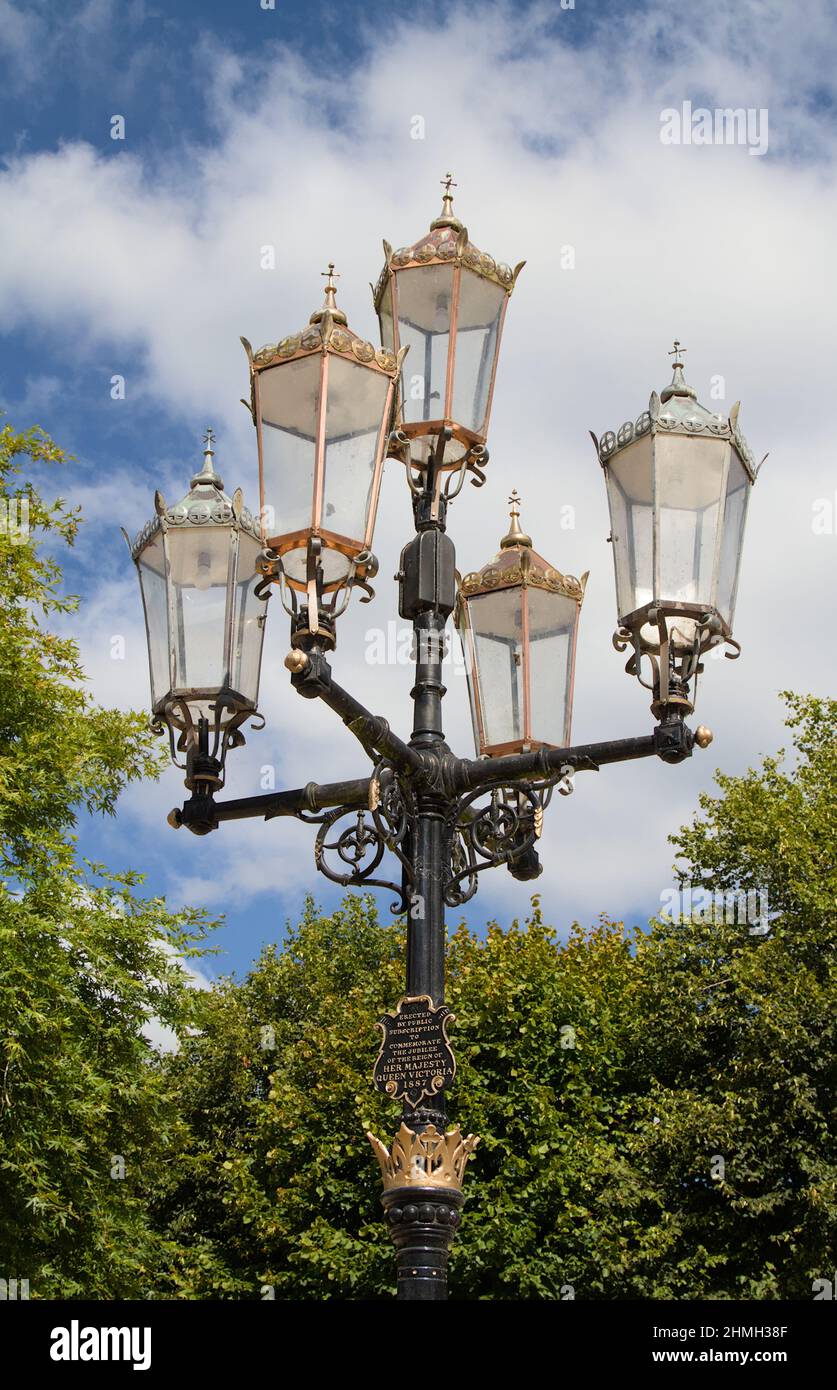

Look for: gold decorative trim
[367,1123,479,1193]
[247,320,401,378]
[460,563,585,602]
[373,223,523,309]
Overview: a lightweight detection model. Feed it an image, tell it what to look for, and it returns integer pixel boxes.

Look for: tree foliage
[0,422,216,1298]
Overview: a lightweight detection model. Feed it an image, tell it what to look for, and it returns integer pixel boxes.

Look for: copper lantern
[456,494,587,756]
[373,176,523,483]
[126,432,268,786]
[242,267,406,635]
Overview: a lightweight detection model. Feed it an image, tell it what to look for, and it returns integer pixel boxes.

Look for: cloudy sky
[1,0,834,980]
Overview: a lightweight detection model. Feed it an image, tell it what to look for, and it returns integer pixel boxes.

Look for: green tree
[621,692,837,1297]
[156,694,836,1300]
[0,422,217,1298]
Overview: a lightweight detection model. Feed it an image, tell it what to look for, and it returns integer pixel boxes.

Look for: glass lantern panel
[394,264,454,426]
[322,355,389,544]
[137,530,171,707]
[467,589,525,748]
[715,448,750,627]
[606,436,654,620]
[258,355,320,544]
[451,271,505,435]
[280,543,353,588]
[527,588,578,747]
[167,526,232,692]
[231,530,266,706]
[655,433,726,643]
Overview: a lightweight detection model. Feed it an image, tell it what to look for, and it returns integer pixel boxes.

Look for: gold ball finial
[694,725,714,749]
[500,489,533,549]
[284,648,309,675]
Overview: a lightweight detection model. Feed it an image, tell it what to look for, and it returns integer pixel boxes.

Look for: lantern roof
[243,263,403,379]
[459,493,587,602]
[595,341,759,479]
[373,174,525,310]
[128,430,260,560]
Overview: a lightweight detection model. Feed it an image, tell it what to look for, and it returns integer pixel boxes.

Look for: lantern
[456,493,587,756]
[373,175,523,480]
[126,431,268,785]
[242,266,405,637]
[596,343,760,664]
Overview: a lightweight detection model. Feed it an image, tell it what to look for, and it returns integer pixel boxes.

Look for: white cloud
[3,0,835,932]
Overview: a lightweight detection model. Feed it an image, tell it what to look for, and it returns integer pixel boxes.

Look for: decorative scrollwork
[443,785,543,907]
[369,759,415,887]
[614,608,744,718]
[313,765,415,913]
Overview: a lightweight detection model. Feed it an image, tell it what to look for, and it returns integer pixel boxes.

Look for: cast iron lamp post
[127,179,762,1301]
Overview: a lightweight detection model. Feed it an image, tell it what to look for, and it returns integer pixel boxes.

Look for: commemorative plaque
[372,994,456,1109]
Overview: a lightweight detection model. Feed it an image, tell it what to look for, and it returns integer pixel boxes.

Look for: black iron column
[369,484,473,1301]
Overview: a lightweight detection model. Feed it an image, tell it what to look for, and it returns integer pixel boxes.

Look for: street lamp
[374,174,524,488]
[595,341,761,721]
[125,430,268,810]
[241,264,406,643]
[129,180,761,1300]
[456,490,587,757]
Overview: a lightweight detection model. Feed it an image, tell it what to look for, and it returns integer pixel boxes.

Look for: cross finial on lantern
[191,426,224,491]
[320,262,341,310]
[431,171,464,232]
[661,339,697,403]
[309,261,348,327]
[501,488,532,550]
[321,262,340,292]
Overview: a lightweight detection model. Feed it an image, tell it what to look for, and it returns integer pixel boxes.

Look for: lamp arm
[449,718,697,797]
[170,773,373,835]
[285,648,422,778]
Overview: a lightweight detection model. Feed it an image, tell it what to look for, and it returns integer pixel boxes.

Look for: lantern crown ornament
[595,342,763,719]
[242,266,406,648]
[374,176,524,491]
[125,430,268,802]
[456,493,587,757]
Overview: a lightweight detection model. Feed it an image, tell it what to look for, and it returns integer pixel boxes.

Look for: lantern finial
[431,172,465,232]
[190,427,224,490]
[500,489,532,549]
[661,339,697,403]
[309,262,348,327]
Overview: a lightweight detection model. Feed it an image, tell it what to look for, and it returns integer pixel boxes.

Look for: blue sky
[1,0,835,982]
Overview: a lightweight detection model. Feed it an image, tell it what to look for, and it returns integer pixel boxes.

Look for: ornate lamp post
[128,182,760,1300]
